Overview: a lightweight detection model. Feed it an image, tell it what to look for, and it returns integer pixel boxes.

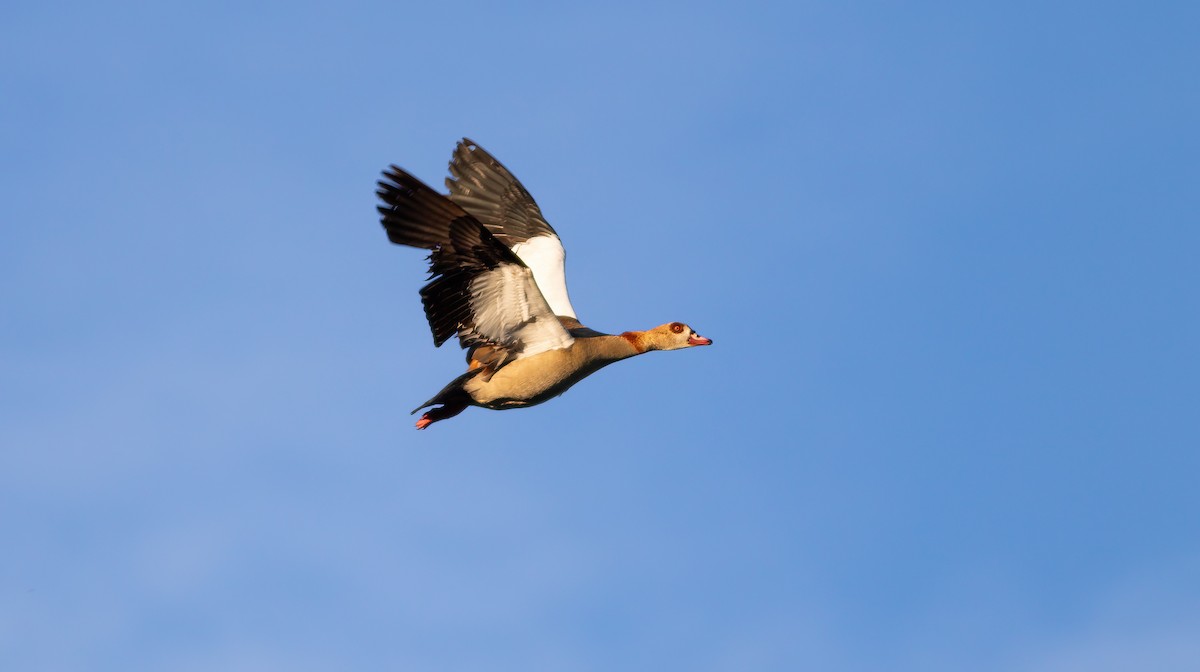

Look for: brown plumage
[376,139,711,430]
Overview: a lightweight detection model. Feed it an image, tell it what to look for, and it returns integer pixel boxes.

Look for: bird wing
[377,167,574,369]
[445,138,579,320]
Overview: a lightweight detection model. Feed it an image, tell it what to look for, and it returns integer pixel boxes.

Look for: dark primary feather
[376,165,470,249]
[376,166,528,352]
[446,138,559,246]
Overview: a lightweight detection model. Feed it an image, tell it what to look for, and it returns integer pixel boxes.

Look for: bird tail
[410,368,483,415]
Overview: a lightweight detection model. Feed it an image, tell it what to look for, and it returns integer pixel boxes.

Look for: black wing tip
[451,138,502,168]
[376,165,478,251]
[378,164,405,183]
[377,166,421,192]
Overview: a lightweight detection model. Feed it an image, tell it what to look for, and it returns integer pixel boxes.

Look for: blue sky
[3,1,1198,670]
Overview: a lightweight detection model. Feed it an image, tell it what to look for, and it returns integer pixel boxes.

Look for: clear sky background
[3,2,1198,670]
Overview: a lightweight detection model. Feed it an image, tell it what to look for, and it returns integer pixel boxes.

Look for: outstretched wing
[377,167,574,369]
[445,138,579,320]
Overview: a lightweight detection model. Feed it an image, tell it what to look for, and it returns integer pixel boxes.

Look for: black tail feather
[411,368,483,415]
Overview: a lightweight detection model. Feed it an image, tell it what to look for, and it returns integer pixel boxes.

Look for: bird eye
[670,322,684,333]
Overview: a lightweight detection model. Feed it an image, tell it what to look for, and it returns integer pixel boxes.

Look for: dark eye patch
[670,322,684,333]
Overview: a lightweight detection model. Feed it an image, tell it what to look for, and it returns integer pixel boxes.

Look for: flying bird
[376,139,712,430]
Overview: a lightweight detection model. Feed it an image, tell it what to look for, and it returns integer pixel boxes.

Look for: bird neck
[618,330,658,355]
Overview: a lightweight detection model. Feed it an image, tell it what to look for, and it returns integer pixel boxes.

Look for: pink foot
[415,414,433,430]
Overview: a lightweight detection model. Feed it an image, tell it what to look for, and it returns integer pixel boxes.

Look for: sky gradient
[3,2,1199,670]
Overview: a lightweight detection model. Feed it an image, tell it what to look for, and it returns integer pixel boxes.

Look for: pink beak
[688,334,712,346]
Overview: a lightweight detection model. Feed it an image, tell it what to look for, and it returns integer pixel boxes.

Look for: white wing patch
[468,264,575,359]
[510,235,578,319]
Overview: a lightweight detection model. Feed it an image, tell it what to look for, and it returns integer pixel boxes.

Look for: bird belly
[464,348,609,410]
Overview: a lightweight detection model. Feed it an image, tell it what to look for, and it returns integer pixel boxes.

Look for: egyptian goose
[376,139,712,430]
